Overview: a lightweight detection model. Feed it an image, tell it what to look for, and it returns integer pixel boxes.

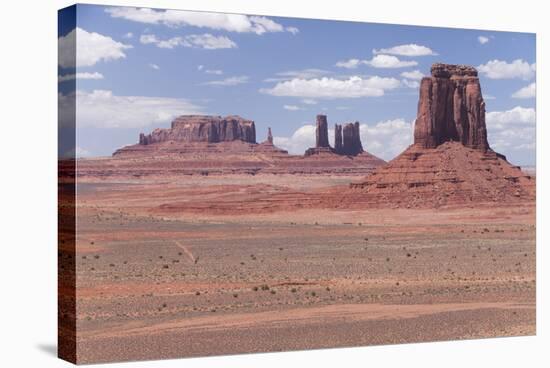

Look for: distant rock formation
[334,124,343,153]
[306,115,366,156]
[305,114,335,156]
[138,115,256,145]
[414,63,489,151]
[267,127,273,144]
[315,115,330,148]
[338,122,363,156]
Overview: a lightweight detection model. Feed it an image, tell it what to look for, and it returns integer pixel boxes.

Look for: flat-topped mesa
[138,115,256,145]
[414,63,489,151]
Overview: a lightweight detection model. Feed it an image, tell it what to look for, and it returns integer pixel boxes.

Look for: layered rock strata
[138,115,256,145]
[414,63,489,151]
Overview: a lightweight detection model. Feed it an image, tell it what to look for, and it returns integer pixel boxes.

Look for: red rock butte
[76,114,386,178]
[347,63,535,207]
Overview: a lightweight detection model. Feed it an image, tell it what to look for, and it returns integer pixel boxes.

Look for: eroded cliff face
[139,115,256,145]
[414,63,489,151]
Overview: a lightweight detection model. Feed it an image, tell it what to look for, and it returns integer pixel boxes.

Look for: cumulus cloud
[361,119,414,160]
[202,76,249,86]
[336,55,418,69]
[335,58,362,69]
[486,106,536,129]
[105,7,298,35]
[511,82,536,99]
[401,79,420,89]
[274,125,318,155]
[372,44,437,56]
[149,63,160,70]
[260,76,401,99]
[477,59,536,80]
[478,36,490,44]
[274,118,413,160]
[123,32,134,39]
[364,54,418,68]
[140,33,236,49]
[58,72,104,82]
[486,107,536,154]
[59,89,203,129]
[58,28,132,68]
[400,70,425,80]
[301,99,317,105]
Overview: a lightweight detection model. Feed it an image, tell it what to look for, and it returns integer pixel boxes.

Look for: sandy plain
[66,174,535,363]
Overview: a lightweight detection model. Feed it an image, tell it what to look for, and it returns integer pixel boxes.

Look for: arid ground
[69,173,535,363]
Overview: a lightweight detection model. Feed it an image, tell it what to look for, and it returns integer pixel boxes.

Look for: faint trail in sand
[174,241,196,263]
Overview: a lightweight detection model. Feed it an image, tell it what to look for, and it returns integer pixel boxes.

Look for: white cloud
[274,118,413,160]
[486,106,536,129]
[283,105,301,111]
[123,32,134,39]
[373,44,437,56]
[58,27,132,68]
[105,7,298,35]
[364,54,418,68]
[149,63,160,70]
[58,72,104,82]
[140,33,236,49]
[361,119,414,160]
[264,68,330,82]
[286,26,299,35]
[59,89,203,129]
[260,76,401,99]
[400,70,424,80]
[273,125,318,154]
[401,79,420,88]
[484,94,496,100]
[301,99,317,105]
[197,65,204,71]
[335,58,362,69]
[486,107,536,154]
[202,76,249,86]
[512,82,536,99]
[478,36,490,44]
[477,59,536,80]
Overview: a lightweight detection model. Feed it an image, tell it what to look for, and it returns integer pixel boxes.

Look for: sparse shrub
[252,286,258,291]
[233,293,238,298]
[270,290,276,295]
[163,265,169,269]
[311,291,316,297]
[195,291,201,296]
[261,284,270,291]
[291,288,297,293]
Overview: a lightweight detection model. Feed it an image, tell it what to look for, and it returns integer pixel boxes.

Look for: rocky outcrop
[414,63,489,151]
[267,127,273,144]
[341,122,364,156]
[139,115,256,145]
[315,115,330,148]
[345,63,534,207]
[334,124,343,153]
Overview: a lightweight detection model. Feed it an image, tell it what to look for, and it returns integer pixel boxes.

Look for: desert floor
[70,174,535,363]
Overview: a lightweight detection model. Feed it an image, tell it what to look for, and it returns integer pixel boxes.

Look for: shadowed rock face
[139,115,256,145]
[342,122,364,156]
[334,122,363,156]
[334,124,343,153]
[267,127,273,144]
[414,63,489,151]
[315,115,330,148]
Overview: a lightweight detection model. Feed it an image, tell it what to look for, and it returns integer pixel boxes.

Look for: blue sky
[58,4,536,165]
